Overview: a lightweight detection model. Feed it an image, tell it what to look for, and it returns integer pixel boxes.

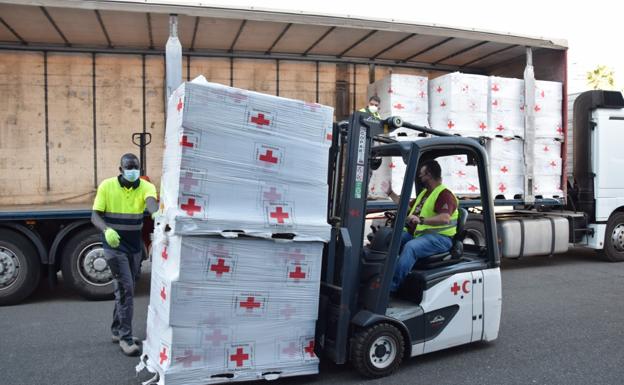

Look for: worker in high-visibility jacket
[91,153,157,356]
[359,95,382,119]
[385,159,459,292]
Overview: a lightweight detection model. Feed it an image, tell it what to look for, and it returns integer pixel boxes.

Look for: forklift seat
[411,207,468,269]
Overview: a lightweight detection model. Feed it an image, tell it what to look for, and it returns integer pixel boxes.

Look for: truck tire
[603,212,624,262]
[464,218,487,247]
[0,229,41,306]
[350,323,404,378]
[61,228,114,300]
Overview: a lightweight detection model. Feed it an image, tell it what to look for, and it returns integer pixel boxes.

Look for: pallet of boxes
[137,76,334,384]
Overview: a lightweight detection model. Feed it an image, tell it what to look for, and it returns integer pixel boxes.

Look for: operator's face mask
[122,169,140,182]
[120,157,141,182]
[368,104,378,113]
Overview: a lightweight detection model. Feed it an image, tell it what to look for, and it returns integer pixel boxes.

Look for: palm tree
[586,65,616,90]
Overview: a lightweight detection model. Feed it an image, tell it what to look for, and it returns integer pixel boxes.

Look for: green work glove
[104,228,121,248]
[151,211,158,221]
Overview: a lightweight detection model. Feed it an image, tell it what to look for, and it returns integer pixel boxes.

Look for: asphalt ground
[2,248,623,385]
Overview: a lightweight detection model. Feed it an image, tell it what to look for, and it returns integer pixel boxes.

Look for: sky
[158,0,622,93]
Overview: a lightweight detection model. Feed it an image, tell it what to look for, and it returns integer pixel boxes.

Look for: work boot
[112,335,140,343]
[119,339,142,356]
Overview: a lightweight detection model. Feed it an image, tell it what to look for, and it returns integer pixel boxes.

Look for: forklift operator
[385,160,459,292]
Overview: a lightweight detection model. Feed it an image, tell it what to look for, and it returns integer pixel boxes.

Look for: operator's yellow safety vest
[359,107,382,120]
[405,184,459,238]
[92,177,157,231]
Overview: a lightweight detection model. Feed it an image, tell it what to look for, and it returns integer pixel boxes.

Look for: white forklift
[316,112,502,377]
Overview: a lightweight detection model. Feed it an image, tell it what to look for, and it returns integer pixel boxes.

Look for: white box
[149,271,320,328]
[367,74,429,127]
[142,307,318,385]
[152,230,323,285]
[488,76,525,138]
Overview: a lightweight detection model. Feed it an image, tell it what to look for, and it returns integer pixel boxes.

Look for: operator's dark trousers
[104,249,142,342]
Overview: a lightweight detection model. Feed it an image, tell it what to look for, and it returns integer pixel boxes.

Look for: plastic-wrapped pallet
[160,77,333,241]
[486,138,525,198]
[534,80,563,139]
[533,138,564,197]
[437,154,480,196]
[366,74,429,127]
[429,72,489,137]
[141,307,318,385]
[488,76,525,138]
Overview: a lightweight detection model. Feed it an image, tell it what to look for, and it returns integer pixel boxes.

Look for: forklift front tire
[350,322,404,378]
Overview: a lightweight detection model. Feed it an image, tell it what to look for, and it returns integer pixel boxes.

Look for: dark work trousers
[104,249,142,342]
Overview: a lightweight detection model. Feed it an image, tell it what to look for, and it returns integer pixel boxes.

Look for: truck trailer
[3,0,610,308]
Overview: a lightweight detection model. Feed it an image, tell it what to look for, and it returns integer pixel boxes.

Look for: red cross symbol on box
[210,244,229,258]
[550,160,557,168]
[304,340,315,358]
[282,342,298,357]
[259,149,279,164]
[447,120,455,129]
[326,132,333,141]
[210,258,231,277]
[263,187,282,202]
[159,347,168,365]
[389,162,396,169]
[499,183,507,193]
[479,122,487,131]
[456,170,466,177]
[492,83,500,92]
[534,104,541,112]
[496,124,505,132]
[281,304,296,319]
[387,87,393,94]
[205,329,228,346]
[180,135,194,148]
[240,297,261,312]
[270,207,289,224]
[500,166,509,173]
[180,198,202,216]
[393,103,405,110]
[468,184,478,192]
[462,85,469,92]
[161,247,168,261]
[492,99,499,107]
[176,350,202,368]
[436,86,443,93]
[543,146,550,152]
[370,185,376,192]
[419,91,426,98]
[540,90,545,98]
[251,113,271,126]
[230,347,249,367]
[289,266,306,280]
[176,98,183,112]
[284,249,306,264]
[520,105,525,112]
[440,100,447,107]
[180,172,198,191]
[160,286,167,301]
[556,126,563,135]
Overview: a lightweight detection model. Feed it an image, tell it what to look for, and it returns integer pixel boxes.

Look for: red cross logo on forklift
[259,149,279,164]
[451,280,470,295]
[159,347,168,364]
[240,297,261,312]
[210,258,230,277]
[251,113,271,126]
[230,347,249,367]
[270,207,289,224]
[181,198,202,216]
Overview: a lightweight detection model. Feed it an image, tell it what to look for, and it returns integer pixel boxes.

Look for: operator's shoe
[112,335,139,343]
[119,339,142,356]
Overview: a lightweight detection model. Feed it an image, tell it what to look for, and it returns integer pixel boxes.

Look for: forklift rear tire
[603,212,624,262]
[350,323,404,378]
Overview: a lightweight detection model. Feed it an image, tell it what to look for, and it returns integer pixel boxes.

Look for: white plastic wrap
[367,74,429,127]
[152,229,322,285]
[143,307,318,385]
[438,154,480,196]
[160,78,333,241]
[486,138,525,198]
[534,80,564,139]
[429,72,489,137]
[488,76,525,138]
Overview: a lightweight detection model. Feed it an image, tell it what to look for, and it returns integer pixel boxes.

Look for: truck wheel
[61,228,114,300]
[603,212,624,262]
[350,323,404,378]
[464,218,486,247]
[0,229,41,305]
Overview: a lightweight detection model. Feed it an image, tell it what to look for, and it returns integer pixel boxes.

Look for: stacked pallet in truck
[137,77,333,383]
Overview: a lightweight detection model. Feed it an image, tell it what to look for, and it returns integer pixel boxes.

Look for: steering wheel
[384,211,396,226]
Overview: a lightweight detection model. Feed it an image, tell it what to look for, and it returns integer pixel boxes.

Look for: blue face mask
[123,169,140,182]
